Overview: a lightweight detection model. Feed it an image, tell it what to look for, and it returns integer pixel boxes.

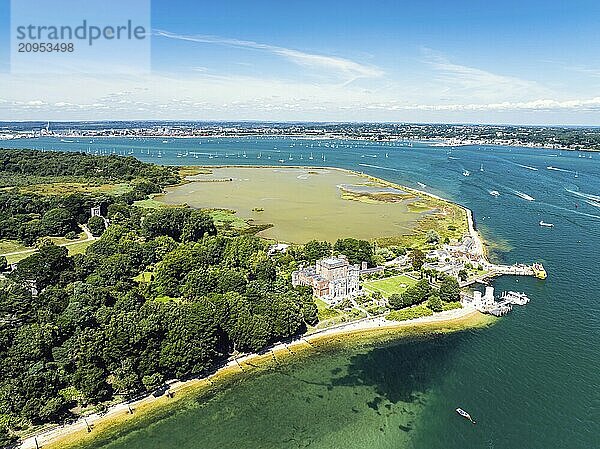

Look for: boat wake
[547,166,575,173]
[513,190,535,201]
[515,163,538,171]
[566,188,600,203]
[358,163,401,172]
[539,200,600,221]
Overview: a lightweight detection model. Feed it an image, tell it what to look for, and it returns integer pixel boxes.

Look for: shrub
[386,305,433,322]
[442,301,462,311]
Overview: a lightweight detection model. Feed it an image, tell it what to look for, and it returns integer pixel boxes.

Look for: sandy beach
[19,306,485,449]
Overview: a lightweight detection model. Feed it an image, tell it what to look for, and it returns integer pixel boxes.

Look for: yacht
[539,221,554,228]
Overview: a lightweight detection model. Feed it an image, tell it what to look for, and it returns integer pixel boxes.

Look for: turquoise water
[3,137,599,448]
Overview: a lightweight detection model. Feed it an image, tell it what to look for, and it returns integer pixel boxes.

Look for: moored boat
[456,408,476,424]
[532,263,547,279]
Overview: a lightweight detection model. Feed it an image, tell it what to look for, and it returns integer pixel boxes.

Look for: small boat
[539,221,554,228]
[489,190,500,197]
[463,170,471,177]
[455,408,476,424]
[532,263,547,279]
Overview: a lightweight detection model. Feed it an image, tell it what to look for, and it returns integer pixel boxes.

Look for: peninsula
[0,151,544,449]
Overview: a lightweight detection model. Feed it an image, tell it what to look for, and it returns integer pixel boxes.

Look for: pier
[461,263,547,287]
[462,288,531,316]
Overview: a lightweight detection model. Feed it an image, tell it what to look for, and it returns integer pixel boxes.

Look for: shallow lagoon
[160,167,433,243]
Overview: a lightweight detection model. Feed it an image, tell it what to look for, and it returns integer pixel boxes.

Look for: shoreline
[19,306,486,449]
[2,134,599,153]
[18,165,491,449]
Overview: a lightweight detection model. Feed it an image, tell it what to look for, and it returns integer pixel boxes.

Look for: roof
[319,256,348,268]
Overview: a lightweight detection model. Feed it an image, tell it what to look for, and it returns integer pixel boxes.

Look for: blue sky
[1,0,600,124]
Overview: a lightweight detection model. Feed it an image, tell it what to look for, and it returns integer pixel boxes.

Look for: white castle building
[292,255,360,305]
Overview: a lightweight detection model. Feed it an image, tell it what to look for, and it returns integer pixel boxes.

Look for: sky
[1,0,600,124]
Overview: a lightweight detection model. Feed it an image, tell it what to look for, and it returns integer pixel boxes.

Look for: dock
[462,288,531,316]
[461,263,547,287]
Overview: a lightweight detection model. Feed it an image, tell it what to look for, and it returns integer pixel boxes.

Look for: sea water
[2,137,598,448]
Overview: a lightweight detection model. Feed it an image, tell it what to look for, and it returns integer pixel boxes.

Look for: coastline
[20,307,488,449]
[18,165,492,449]
[2,133,598,153]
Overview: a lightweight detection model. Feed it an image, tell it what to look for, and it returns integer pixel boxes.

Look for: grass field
[0,240,33,254]
[362,274,419,297]
[65,240,95,256]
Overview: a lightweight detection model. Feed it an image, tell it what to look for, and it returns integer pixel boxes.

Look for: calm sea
[2,136,599,449]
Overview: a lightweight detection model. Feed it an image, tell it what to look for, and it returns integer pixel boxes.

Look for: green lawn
[315,298,341,320]
[5,251,36,265]
[65,240,95,256]
[208,209,250,231]
[49,231,87,246]
[362,274,418,297]
[133,197,169,209]
[133,271,154,283]
[0,239,33,255]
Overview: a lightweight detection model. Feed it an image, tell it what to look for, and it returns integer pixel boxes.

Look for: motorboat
[456,408,476,424]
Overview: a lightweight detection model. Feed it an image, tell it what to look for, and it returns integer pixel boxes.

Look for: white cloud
[421,48,550,101]
[155,30,384,83]
[364,97,600,112]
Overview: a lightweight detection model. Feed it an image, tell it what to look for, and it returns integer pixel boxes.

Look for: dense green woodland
[0,149,180,188]
[0,149,180,246]
[0,151,325,445]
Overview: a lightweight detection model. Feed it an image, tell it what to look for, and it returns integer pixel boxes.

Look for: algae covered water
[3,137,599,448]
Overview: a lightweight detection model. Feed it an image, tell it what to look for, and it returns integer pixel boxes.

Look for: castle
[292,255,361,305]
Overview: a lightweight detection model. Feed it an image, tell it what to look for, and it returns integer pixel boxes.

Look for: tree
[401,279,431,306]
[409,249,426,270]
[333,238,373,266]
[159,302,224,378]
[458,269,468,282]
[224,235,266,268]
[0,255,7,272]
[375,247,395,261]
[439,276,461,303]
[182,268,218,298]
[87,215,106,237]
[181,210,217,242]
[302,240,332,263]
[41,207,78,236]
[12,243,73,290]
[388,293,407,309]
[426,230,440,244]
[427,294,443,312]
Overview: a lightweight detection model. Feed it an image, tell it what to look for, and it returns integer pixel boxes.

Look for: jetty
[462,262,547,287]
[462,287,531,316]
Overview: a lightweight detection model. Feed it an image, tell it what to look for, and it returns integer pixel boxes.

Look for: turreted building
[292,255,360,305]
